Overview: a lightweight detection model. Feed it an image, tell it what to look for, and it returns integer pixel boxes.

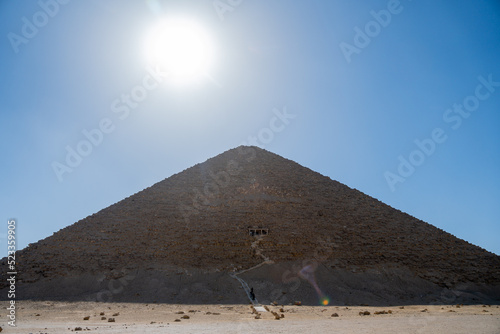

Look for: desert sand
[1,301,499,333]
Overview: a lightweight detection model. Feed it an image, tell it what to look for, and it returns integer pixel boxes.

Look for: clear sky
[1,0,499,256]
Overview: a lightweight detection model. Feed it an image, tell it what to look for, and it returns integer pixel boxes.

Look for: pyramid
[2,146,499,305]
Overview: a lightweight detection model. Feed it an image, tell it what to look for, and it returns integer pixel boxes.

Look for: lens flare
[299,264,330,305]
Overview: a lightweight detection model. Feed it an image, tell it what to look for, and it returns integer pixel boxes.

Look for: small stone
[108,318,115,322]
[74,327,82,331]
[112,312,120,316]
[174,319,181,322]
[181,315,190,319]
[175,311,184,314]
[100,312,105,315]
[331,313,339,317]
[83,316,90,320]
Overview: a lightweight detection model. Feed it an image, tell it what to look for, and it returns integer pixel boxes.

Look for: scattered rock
[421,309,428,312]
[101,316,106,320]
[74,327,82,331]
[271,311,281,320]
[35,313,41,316]
[374,310,389,315]
[279,308,285,312]
[175,311,185,314]
[112,312,120,316]
[359,311,370,316]
[212,312,220,315]
[254,314,261,319]
[108,318,115,322]
[99,312,105,315]
[331,313,339,317]
[174,319,181,322]
[294,301,302,306]
[83,316,90,320]
[188,310,196,313]
[399,306,404,309]
[181,315,190,319]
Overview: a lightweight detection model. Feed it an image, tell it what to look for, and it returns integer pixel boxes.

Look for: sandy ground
[0,301,499,333]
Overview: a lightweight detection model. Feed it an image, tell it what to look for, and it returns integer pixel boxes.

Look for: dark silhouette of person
[250,287,255,301]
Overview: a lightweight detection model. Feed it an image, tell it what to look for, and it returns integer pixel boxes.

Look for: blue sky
[1,0,499,256]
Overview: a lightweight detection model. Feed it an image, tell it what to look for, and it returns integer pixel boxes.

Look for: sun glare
[145,17,214,85]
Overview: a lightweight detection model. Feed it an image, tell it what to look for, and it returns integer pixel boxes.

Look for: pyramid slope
[2,146,499,304]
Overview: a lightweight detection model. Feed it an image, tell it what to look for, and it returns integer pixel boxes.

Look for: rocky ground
[0,301,499,333]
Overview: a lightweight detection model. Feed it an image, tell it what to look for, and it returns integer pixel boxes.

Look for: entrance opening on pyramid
[248,228,269,236]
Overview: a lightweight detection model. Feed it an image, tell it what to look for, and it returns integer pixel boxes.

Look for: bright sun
[145,18,214,85]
